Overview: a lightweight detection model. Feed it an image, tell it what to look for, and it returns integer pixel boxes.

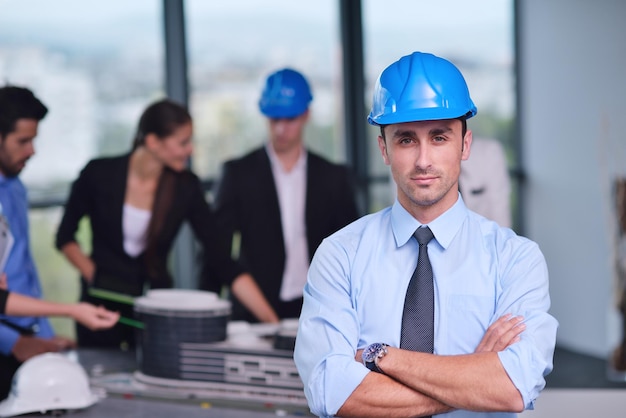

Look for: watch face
[362,343,385,363]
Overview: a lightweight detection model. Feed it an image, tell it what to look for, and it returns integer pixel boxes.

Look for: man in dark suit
[211,68,359,322]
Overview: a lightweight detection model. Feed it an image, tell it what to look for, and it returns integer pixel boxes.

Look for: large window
[0,0,517,337]
[186,0,341,182]
[0,1,163,198]
[0,0,162,337]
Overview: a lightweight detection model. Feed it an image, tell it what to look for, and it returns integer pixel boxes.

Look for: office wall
[518,0,626,357]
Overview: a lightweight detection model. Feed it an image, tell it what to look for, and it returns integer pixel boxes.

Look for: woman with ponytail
[56,99,278,348]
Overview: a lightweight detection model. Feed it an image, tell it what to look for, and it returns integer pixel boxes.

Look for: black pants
[0,354,21,401]
[275,297,304,320]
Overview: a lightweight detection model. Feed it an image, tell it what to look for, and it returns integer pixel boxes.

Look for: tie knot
[414,226,434,246]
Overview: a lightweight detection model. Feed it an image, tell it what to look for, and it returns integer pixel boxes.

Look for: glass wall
[186,0,341,183]
[0,0,163,198]
[0,0,516,336]
[0,0,162,336]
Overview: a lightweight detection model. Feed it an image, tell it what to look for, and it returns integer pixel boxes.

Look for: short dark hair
[0,86,48,138]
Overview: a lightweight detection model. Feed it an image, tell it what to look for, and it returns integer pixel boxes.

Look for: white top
[266,143,309,302]
[122,203,151,257]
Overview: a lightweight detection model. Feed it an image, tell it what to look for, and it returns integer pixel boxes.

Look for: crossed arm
[337,315,526,418]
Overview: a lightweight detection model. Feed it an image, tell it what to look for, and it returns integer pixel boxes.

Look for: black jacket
[56,154,241,296]
[212,147,359,321]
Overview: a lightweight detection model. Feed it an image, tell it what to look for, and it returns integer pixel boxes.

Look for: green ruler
[88,288,145,329]
[88,287,135,305]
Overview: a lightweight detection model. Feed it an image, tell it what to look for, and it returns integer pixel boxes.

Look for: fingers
[89,305,120,330]
[95,305,120,319]
[479,315,523,351]
[475,314,525,353]
[51,336,77,350]
[74,303,120,330]
[13,336,66,362]
[95,308,120,328]
[33,337,59,352]
[0,272,6,289]
[493,314,525,350]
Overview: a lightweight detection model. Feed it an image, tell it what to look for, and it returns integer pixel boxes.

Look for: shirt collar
[265,142,307,173]
[391,193,469,249]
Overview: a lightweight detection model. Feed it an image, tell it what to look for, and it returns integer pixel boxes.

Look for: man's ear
[461,129,472,161]
[377,135,390,166]
[301,108,310,122]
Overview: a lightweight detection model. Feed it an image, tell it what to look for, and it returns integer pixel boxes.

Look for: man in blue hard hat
[294,52,558,417]
[211,68,359,322]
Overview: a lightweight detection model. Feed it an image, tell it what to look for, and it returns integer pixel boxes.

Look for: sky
[0,0,512,62]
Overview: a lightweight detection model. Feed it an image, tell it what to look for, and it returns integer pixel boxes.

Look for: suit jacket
[212,147,359,321]
[56,154,241,297]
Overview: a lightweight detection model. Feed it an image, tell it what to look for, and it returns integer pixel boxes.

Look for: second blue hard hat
[259,68,313,118]
[368,52,477,126]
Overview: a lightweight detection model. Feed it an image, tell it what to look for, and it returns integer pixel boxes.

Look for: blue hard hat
[259,68,313,118]
[368,52,477,126]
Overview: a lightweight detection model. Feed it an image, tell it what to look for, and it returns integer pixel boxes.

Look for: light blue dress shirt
[0,174,54,355]
[294,196,558,417]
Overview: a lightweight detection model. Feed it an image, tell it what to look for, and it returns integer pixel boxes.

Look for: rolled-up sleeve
[496,241,559,410]
[294,238,368,417]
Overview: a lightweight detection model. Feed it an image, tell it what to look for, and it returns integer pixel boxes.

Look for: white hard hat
[0,352,100,417]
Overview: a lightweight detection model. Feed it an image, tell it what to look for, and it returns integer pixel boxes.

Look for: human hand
[0,272,6,289]
[71,303,120,330]
[11,335,75,362]
[475,314,525,353]
[50,335,77,350]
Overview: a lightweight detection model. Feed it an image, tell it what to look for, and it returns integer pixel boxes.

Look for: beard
[0,156,24,178]
[395,167,456,209]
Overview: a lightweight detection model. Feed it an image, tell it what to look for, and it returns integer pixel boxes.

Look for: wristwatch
[362,342,389,373]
